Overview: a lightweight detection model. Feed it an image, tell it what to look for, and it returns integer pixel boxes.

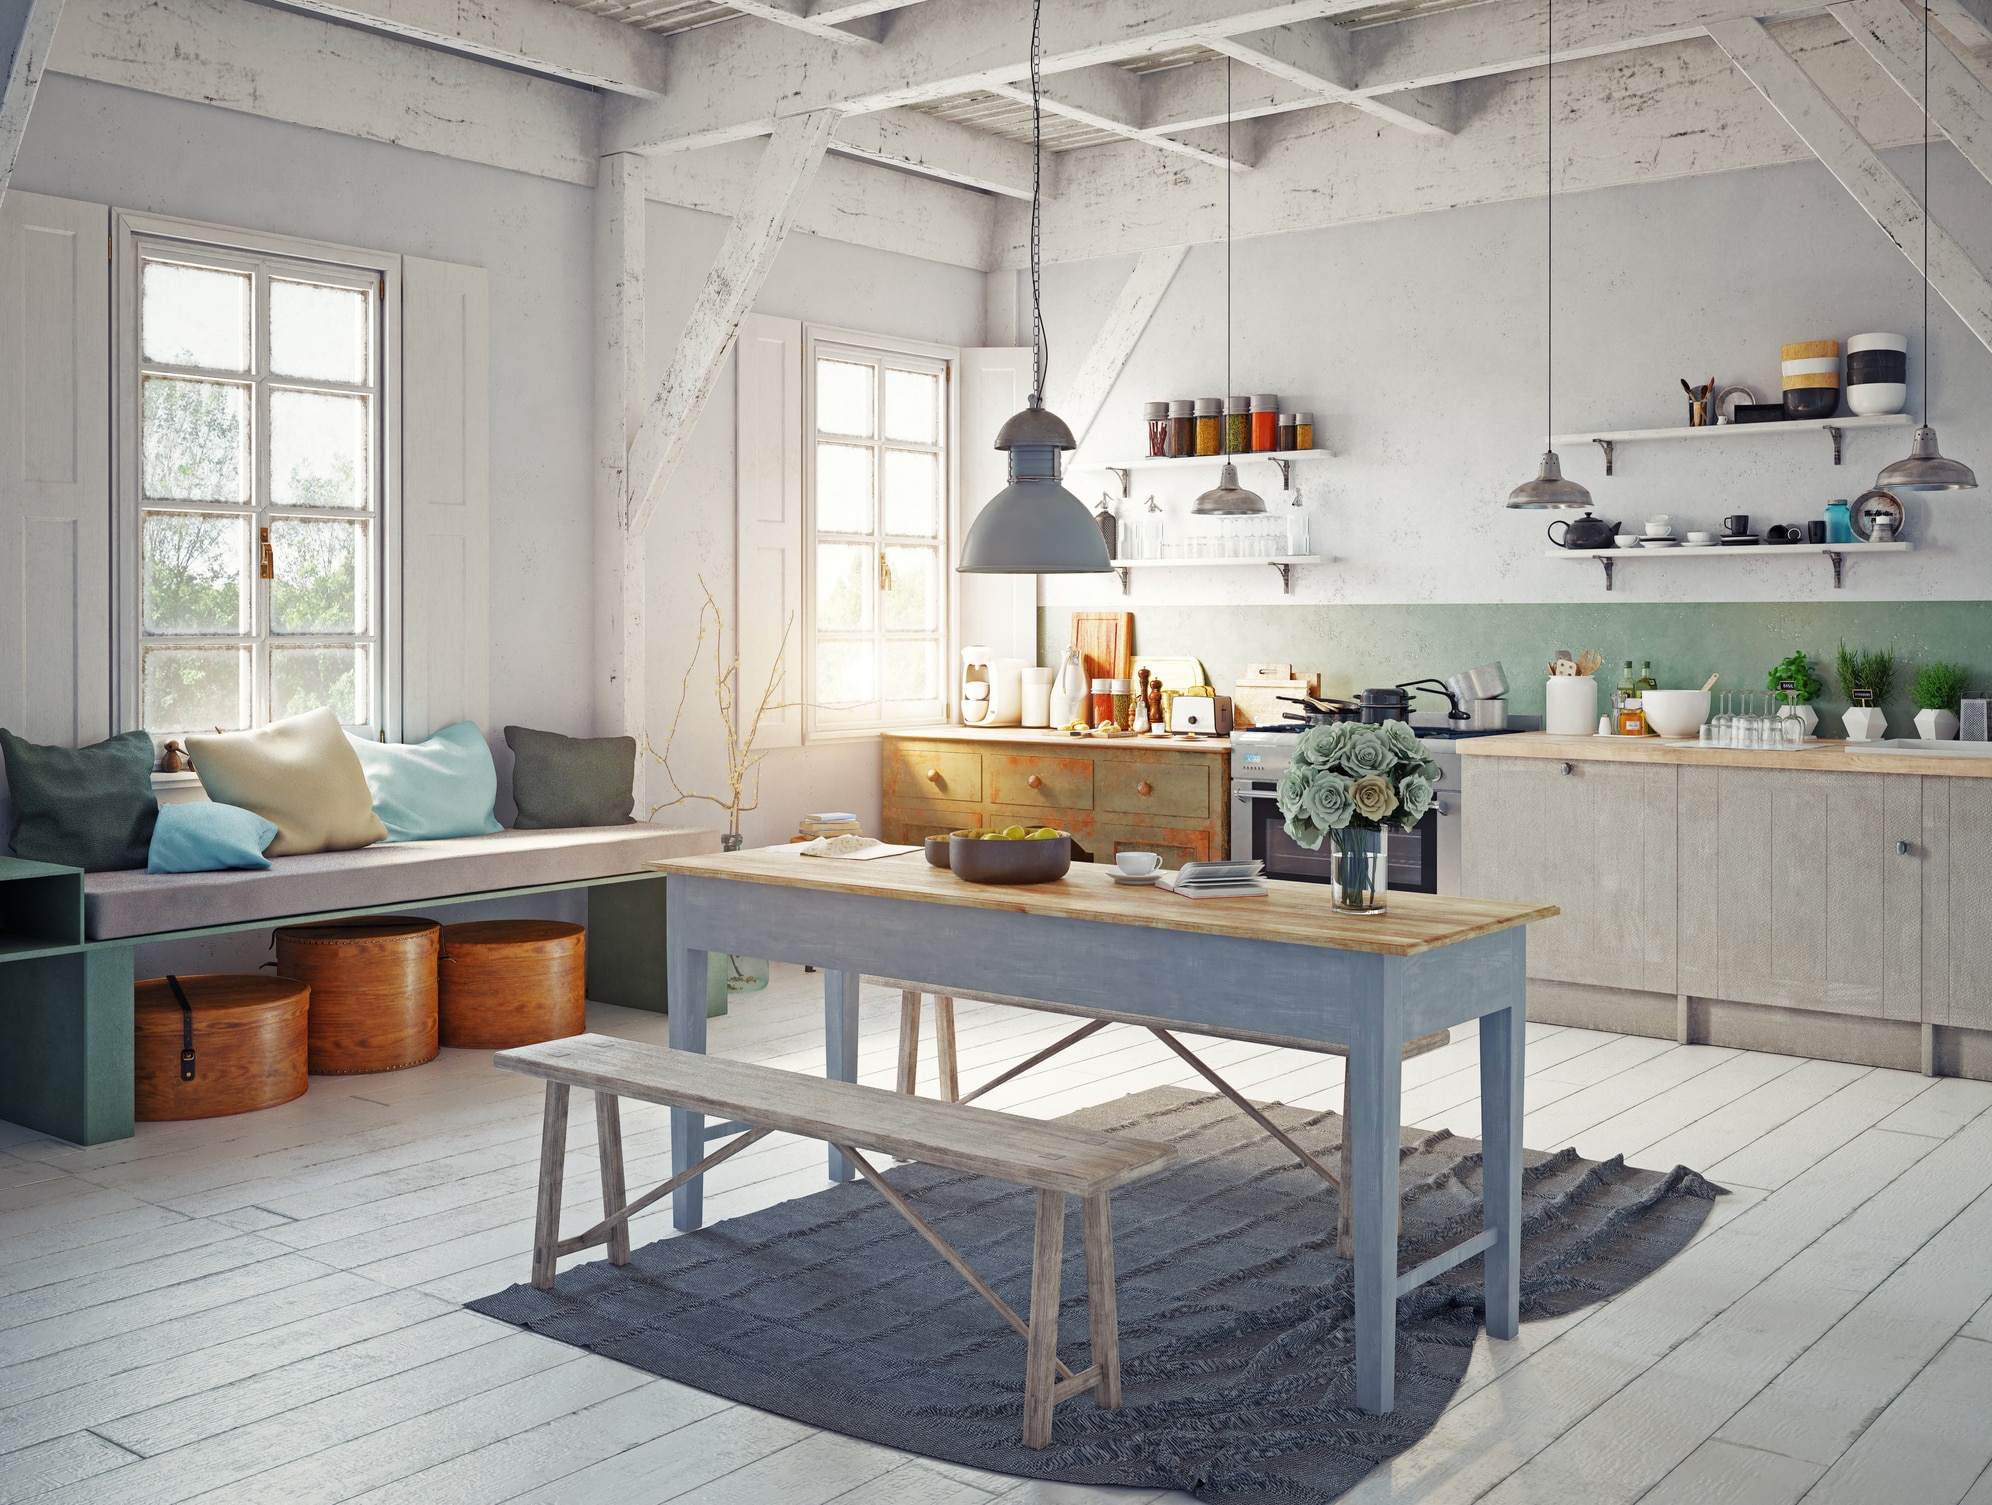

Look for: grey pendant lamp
[1876,0,1977,492]
[1195,57,1267,517]
[958,0,1110,573]
[1506,0,1592,511]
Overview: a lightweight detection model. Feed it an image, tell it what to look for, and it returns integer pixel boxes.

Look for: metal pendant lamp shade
[958,398,1110,573]
[1192,58,1266,518]
[1195,462,1265,515]
[1507,449,1593,510]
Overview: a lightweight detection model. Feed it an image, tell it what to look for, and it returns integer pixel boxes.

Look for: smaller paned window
[807,341,950,734]
[132,241,382,736]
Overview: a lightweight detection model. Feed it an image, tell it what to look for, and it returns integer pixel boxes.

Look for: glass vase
[720,831,745,852]
[1331,827,1388,915]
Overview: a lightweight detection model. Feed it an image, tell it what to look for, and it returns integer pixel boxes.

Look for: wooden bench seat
[494,1033,1176,1447]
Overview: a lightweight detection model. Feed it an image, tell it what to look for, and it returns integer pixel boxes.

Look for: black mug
[1807,520,1827,543]
[1723,514,1750,536]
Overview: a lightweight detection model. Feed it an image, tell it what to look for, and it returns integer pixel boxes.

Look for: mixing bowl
[1641,690,1712,739]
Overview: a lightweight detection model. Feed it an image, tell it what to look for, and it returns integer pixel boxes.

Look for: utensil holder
[1544,676,1598,736]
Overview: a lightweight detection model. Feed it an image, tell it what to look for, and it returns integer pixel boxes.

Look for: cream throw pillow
[188,708,388,857]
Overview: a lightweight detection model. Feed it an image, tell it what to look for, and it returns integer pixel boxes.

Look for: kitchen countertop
[1458,730,1992,778]
[885,726,1231,752]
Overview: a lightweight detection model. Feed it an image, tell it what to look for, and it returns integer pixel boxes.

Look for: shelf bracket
[1105,466,1132,500]
[1270,457,1294,491]
[1827,550,1844,588]
[1269,560,1295,594]
[1824,427,1844,465]
[1597,556,1615,592]
[1592,438,1615,476]
[1114,565,1132,595]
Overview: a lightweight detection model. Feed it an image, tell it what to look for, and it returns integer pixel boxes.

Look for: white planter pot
[1915,708,1960,741]
[1843,706,1889,742]
[1778,702,1819,738]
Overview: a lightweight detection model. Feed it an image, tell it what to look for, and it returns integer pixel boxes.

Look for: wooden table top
[884,725,1231,752]
[1458,730,1992,778]
[647,846,1557,958]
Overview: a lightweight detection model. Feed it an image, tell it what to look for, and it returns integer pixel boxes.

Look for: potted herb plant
[1836,641,1895,742]
[1274,721,1441,915]
[1766,650,1824,739]
[1912,661,1971,741]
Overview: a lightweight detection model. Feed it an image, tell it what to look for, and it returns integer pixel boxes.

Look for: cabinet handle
[1027,774,1042,789]
[1137,780,1154,797]
[1561,762,1574,776]
[1897,840,1912,855]
[925,768,942,785]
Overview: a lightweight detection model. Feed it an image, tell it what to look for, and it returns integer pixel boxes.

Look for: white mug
[1115,851,1161,877]
[1644,515,1673,536]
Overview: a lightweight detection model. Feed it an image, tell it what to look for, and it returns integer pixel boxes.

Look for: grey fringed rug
[469,1089,1722,1503]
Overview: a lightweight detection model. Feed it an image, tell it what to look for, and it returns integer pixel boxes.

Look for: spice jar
[1111,679,1133,729]
[1090,678,1114,728]
[1251,394,1279,452]
[1144,402,1169,458]
[1167,399,1194,458]
[1194,398,1222,457]
[1277,412,1297,451]
[1224,395,1250,455]
[1292,411,1314,450]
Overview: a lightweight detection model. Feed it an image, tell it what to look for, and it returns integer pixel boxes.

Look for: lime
[1026,828,1060,840]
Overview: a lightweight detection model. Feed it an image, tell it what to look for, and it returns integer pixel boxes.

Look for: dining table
[645,845,1557,1414]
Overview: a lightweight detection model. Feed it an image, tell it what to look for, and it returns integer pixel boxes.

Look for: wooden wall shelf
[1552,413,1912,473]
[1544,540,1912,591]
[1079,450,1331,496]
[1107,555,1327,595]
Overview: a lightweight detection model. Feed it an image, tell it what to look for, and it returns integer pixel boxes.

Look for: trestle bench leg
[532,1082,570,1290]
[595,1092,632,1267]
[1083,1192,1121,1409]
[1024,1187,1066,1450]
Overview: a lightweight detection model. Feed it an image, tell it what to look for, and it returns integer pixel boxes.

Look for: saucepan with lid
[1278,694,1361,727]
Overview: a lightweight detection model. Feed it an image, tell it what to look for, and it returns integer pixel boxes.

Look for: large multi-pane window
[130,238,383,737]
[806,339,951,735]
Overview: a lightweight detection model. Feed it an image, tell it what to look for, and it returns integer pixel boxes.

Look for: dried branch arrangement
[646,577,794,838]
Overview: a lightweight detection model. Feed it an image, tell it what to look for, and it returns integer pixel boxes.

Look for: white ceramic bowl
[1685,531,1713,543]
[1642,689,1711,739]
[1847,332,1908,354]
[1847,381,1907,416]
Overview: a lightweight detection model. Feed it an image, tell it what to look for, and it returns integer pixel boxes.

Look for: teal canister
[1824,498,1855,543]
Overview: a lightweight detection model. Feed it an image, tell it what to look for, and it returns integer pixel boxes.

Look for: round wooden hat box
[274,917,441,1075]
[135,974,310,1121]
[438,920,587,1049]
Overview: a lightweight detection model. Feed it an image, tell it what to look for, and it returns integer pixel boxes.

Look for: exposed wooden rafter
[982,71,1247,172]
[711,0,879,47]
[831,108,1037,198]
[627,109,841,535]
[594,153,648,793]
[0,0,63,208]
[1832,0,1992,188]
[1207,22,1460,137]
[1053,245,1190,447]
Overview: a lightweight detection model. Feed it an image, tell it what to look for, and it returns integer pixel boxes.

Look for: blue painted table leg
[669,932,710,1231]
[824,968,860,1181]
[1479,977,1526,1341]
[1350,958,1404,1415]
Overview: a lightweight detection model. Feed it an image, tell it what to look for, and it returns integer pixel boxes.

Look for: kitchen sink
[1850,739,1992,757]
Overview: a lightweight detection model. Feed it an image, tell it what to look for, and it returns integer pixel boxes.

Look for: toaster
[1168,694,1233,736]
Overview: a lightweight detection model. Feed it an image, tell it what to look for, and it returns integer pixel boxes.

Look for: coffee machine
[960,648,1024,725]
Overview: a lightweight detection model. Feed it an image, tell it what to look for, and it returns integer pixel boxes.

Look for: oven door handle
[1232,788,1282,801]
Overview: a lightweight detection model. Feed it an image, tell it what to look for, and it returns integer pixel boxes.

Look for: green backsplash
[1041,601,1992,736]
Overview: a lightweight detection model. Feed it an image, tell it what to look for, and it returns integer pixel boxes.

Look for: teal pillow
[503,725,636,829]
[349,722,503,842]
[147,801,278,873]
[1,728,158,871]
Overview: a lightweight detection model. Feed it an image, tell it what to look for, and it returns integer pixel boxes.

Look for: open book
[1156,859,1269,899]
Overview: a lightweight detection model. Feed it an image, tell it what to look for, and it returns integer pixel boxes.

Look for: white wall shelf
[1551,412,1912,473]
[1545,540,1912,591]
[1079,450,1331,496]
[1108,555,1328,596]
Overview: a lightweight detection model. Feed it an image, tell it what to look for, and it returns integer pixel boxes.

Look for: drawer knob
[925,768,942,785]
[1561,762,1574,776]
[1137,780,1154,797]
[1027,774,1042,789]
[1897,840,1912,856]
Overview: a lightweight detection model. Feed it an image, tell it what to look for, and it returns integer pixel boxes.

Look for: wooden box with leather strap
[274,917,441,1074]
[134,974,310,1121]
[439,919,587,1050]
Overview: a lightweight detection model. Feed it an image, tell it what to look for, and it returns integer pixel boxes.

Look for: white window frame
[801,325,958,742]
[111,211,402,743]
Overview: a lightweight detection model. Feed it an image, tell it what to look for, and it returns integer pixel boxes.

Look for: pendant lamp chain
[1226,55,1233,404]
[1030,0,1047,402]
[1193,58,1267,515]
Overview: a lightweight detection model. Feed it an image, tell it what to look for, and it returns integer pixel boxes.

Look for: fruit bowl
[948,828,1072,885]
[924,835,953,869]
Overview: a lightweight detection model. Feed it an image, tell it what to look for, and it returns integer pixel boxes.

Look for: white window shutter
[956,348,1035,664]
[735,312,803,749]
[0,191,111,754]
[400,255,490,742]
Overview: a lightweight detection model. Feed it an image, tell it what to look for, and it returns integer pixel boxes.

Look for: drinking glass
[1781,713,1804,750]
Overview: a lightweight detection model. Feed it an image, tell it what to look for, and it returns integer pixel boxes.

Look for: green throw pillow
[504,726,637,829]
[1,728,160,871]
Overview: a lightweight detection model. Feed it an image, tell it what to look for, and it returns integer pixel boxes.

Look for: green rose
[1302,771,1355,830]
[1379,720,1423,761]
[1283,811,1327,850]
[1349,774,1399,823]
[1294,723,1352,768]
[1339,727,1395,777]
[1398,775,1434,824]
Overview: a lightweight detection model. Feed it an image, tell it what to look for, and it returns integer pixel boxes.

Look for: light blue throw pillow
[348,722,503,843]
[147,801,279,874]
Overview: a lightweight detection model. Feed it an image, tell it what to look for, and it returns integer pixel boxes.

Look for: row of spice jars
[1144,397,1313,458]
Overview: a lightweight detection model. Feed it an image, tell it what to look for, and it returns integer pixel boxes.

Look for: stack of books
[798,812,863,840]
[1157,860,1269,899]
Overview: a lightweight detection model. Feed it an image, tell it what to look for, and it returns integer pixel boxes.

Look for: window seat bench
[0,822,719,1146]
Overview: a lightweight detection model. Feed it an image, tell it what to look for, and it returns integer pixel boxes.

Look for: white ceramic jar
[1544,675,1599,735]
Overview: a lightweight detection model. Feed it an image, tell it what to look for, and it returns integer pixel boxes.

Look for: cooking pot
[1398,679,1471,723]
[1546,512,1621,550]
[1448,662,1509,703]
[1279,694,1361,727]
[1359,687,1411,723]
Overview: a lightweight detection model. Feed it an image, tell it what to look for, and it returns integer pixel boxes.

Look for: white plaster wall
[13,75,598,820]
[640,205,984,846]
[1045,145,1992,614]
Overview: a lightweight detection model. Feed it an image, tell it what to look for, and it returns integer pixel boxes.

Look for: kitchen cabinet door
[884,745,981,805]
[985,754,1094,812]
[1936,778,1992,1030]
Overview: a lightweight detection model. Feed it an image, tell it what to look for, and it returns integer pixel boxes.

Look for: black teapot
[1546,512,1620,550]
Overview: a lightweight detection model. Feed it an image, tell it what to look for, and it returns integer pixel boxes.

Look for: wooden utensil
[1701,673,1719,692]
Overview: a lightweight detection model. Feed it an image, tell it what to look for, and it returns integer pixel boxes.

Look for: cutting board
[1071,611,1133,684]
[1232,663,1321,729]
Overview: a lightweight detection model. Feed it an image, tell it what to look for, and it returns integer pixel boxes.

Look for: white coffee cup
[1115,851,1161,877]
[1644,515,1673,536]
[1686,530,1713,543]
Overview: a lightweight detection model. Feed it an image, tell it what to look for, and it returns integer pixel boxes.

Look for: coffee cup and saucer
[1113,852,1163,886]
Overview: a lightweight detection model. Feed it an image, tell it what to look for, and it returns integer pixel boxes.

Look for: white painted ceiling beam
[1709,15,1992,351]
[1832,0,1992,186]
[1139,53,1322,131]
[1928,0,1992,51]
[814,0,934,19]
[265,0,672,95]
[983,68,1247,171]
[712,0,878,47]
[0,0,63,207]
[1208,22,1460,136]
[830,109,1036,198]
[1052,245,1189,447]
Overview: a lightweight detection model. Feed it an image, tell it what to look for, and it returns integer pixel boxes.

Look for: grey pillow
[504,726,637,829]
[1,728,159,871]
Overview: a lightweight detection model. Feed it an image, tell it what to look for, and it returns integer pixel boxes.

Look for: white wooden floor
[3,964,1992,1505]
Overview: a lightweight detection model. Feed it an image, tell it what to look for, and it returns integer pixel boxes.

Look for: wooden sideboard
[880,728,1230,869]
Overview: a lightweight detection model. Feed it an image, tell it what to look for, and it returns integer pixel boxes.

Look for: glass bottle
[1194,398,1222,457]
[1293,411,1314,450]
[1111,679,1133,729]
[1286,496,1309,555]
[1224,395,1251,455]
[1090,678,1114,728]
[1277,412,1297,452]
[1617,660,1645,737]
[1167,400,1194,458]
[1144,402,1169,458]
[1251,393,1279,451]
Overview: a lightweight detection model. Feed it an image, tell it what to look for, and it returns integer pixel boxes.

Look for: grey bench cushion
[83,823,718,941]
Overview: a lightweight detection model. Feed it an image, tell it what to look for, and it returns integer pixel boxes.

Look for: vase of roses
[1275,720,1441,915]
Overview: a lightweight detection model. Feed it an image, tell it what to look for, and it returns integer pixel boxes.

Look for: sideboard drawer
[1097,760,1210,820]
[885,746,982,804]
[985,754,1095,811]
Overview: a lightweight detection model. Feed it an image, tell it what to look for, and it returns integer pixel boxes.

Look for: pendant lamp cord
[1546,0,1554,447]
[1923,0,1931,424]
[1226,56,1234,411]
[1030,0,1048,401]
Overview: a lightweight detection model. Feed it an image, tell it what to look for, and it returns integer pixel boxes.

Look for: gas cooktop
[1235,722,1525,739]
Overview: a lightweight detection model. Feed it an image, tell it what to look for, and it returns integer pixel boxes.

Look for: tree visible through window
[134,247,381,734]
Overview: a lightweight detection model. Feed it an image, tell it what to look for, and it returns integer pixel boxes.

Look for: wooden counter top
[1458,730,1992,778]
[648,845,1556,958]
[885,726,1230,753]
